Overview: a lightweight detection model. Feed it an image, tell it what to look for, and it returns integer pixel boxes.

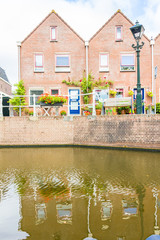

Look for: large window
[120,54,135,71]
[116,26,123,41]
[55,55,70,72]
[99,53,109,72]
[30,89,44,106]
[50,26,57,41]
[34,54,44,72]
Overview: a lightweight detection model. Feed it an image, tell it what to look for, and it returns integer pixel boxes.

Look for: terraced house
[18,9,159,115]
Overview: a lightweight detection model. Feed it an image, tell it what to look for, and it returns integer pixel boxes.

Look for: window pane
[30,90,43,105]
[35,55,43,67]
[100,55,108,66]
[56,56,69,66]
[51,27,56,40]
[121,55,134,66]
[117,27,122,39]
[51,89,59,95]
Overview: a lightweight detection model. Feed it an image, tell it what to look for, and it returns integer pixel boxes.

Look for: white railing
[0,92,95,117]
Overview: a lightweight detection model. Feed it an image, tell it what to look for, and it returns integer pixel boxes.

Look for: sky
[1,0,160,89]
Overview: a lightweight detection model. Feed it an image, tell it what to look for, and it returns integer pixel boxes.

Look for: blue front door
[133,88,144,114]
[68,89,80,115]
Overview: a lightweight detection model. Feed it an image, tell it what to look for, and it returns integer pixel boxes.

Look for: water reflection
[0,148,160,239]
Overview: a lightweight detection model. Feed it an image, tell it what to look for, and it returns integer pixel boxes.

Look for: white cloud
[0,0,160,88]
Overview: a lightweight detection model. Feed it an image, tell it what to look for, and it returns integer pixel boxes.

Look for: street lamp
[130,21,145,114]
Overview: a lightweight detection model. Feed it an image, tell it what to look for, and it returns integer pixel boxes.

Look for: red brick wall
[0,116,160,149]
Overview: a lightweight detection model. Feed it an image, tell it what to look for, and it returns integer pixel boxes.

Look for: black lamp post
[130,21,145,114]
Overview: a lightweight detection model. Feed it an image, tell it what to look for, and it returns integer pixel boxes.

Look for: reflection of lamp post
[130,21,145,114]
[145,188,160,240]
[83,196,97,240]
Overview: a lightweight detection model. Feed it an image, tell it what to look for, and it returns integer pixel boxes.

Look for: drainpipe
[17,41,21,82]
[150,37,155,105]
[85,41,89,79]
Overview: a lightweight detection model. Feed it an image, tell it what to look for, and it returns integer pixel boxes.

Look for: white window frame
[99,53,109,72]
[29,88,44,106]
[34,53,44,72]
[50,26,57,41]
[120,53,135,71]
[115,26,123,41]
[55,54,70,72]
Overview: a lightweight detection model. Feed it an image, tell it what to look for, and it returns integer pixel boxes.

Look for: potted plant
[84,110,91,116]
[95,102,102,115]
[128,90,134,96]
[60,110,67,116]
[81,106,92,115]
[109,90,116,97]
[147,91,153,97]
[112,107,117,115]
[38,93,67,106]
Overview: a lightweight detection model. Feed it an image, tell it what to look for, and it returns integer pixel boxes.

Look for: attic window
[50,26,57,41]
[116,26,123,41]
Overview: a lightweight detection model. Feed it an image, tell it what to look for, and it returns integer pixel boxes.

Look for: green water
[0,147,160,240]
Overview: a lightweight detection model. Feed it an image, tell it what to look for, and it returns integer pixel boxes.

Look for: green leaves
[9,80,26,113]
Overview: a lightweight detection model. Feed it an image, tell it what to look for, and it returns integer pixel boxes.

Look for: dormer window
[116,26,123,41]
[50,26,57,41]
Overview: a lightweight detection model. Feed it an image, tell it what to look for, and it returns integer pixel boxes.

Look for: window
[99,53,109,72]
[116,26,123,41]
[50,26,57,41]
[120,54,135,71]
[30,89,44,106]
[34,54,44,72]
[51,89,59,95]
[55,55,70,72]
[116,88,124,98]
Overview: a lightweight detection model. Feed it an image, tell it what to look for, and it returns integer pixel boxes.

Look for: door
[133,88,144,114]
[2,97,10,116]
[68,89,80,115]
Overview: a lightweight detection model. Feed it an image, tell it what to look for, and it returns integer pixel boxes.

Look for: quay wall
[0,115,160,150]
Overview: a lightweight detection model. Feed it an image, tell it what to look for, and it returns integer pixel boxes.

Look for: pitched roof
[0,67,10,83]
[89,9,150,42]
[155,33,160,41]
[22,10,84,43]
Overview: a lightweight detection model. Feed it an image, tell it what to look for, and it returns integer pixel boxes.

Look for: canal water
[0,147,160,240]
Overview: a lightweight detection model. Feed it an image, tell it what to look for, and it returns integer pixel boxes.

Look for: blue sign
[69,89,80,115]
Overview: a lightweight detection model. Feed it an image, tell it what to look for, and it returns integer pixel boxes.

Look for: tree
[9,80,26,114]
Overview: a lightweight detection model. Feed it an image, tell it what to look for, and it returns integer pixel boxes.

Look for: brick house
[18,9,158,114]
[19,10,85,114]
[88,10,153,111]
[0,67,12,96]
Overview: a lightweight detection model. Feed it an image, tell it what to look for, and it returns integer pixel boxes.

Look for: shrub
[156,103,160,114]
